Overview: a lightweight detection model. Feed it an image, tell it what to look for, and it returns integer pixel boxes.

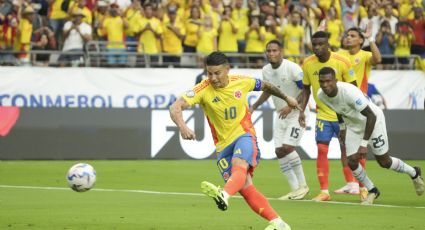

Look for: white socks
[390,157,416,177]
[278,151,307,191]
[352,164,375,191]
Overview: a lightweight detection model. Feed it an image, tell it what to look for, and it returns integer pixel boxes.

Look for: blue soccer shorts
[315,119,340,143]
[216,133,261,182]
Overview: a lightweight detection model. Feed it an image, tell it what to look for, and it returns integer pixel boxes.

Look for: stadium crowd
[0,0,423,68]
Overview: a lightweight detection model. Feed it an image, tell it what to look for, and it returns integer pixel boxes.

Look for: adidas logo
[313,71,319,76]
[212,96,220,103]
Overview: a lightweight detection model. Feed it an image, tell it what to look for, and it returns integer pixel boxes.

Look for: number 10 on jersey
[224,106,236,120]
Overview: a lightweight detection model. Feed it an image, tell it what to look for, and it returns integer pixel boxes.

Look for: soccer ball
[66,163,97,192]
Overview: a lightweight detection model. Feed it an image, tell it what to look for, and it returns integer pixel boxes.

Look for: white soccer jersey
[317,82,384,134]
[262,59,306,118]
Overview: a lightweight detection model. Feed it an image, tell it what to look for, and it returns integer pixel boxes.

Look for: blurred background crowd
[0,0,423,68]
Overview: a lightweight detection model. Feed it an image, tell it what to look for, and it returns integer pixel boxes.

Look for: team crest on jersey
[354,57,360,64]
[185,90,195,98]
[349,69,354,76]
[234,90,242,99]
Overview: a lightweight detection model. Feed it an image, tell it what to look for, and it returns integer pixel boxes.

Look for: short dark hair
[266,39,283,49]
[205,52,229,66]
[312,31,330,39]
[319,67,335,77]
[346,27,365,47]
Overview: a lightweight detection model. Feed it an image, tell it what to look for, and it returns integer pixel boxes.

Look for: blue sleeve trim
[253,79,262,91]
[295,80,303,89]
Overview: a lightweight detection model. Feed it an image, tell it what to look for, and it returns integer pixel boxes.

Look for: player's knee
[275,145,294,158]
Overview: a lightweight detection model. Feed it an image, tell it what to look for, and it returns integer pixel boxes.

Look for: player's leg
[201,133,259,210]
[371,118,424,196]
[312,119,334,201]
[275,117,308,200]
[345,129,379,205]
[241,173,291,230]
[201,142,235,211]
[335,119,361,195]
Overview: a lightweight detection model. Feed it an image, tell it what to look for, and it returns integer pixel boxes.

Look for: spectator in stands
[281,11,304,61]
[0,0,17,65]
[183,6,202,53]
[92,0,108,40]
[232,0,249,53]
[398,0,423,20]
[298,0,322,52]
[218,5,238,64]
[31,25,56,66]
[15,6,35,65]
[58,9,92,67]
[48,0,68,47]
[162,4,185,67]
[324,7,344,52]
[394,21,415,69]
[340,0,360,30]
[67,0,92,25]
[245,13,265,67]
[137,3,162,64]
[0,0,13,23]
[380,3,398,34]
[359,5,380,51]
[376,20,395,69]
[100,3,127,67]
[263,14,279,46]
[124,0,142,53]
[407,7,424,56]
[196,15,217,61]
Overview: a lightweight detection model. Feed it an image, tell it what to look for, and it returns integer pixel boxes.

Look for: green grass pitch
[1,160,424,229]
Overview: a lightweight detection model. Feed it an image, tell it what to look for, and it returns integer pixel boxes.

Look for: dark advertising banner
[0,108,424,160]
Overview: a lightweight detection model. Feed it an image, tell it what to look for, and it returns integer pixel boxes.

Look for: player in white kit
[316,67,424,204]
[250,40,309,200]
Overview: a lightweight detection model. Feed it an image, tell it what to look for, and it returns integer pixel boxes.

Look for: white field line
[1,184,424,209]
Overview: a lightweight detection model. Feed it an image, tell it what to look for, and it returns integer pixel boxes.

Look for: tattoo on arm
[261,81,287,101]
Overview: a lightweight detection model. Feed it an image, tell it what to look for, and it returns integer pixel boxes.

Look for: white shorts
[345,117,389,157]
[273,113,305,148]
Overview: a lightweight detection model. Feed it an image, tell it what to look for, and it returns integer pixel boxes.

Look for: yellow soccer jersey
[281,24,304,56]
[182,75,262,152]
[338,49,372,93]
[302,52,356,121]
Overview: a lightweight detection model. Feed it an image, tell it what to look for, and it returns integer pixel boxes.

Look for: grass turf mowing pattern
[0,160,425,229]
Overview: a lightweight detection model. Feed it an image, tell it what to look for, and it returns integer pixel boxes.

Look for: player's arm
[337,113,346,146]
[369,40,382,66]
[297,84,311,127]
[249,92,270,113]
[358,105,377,154]
[169,97,196,140]
[260,80,300,110]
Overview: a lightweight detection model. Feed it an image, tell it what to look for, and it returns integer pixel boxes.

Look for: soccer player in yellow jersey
[335,27,381,197]
[170,52,298,230]
[298,31,357,202]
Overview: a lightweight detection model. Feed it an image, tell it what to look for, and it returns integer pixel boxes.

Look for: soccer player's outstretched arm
[298,84,311,128]
[249,92,271,113]
[261,80,300,110]
[169,97,197,140]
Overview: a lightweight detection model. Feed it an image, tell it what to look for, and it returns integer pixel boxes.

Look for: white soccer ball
[66,163,97,192]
